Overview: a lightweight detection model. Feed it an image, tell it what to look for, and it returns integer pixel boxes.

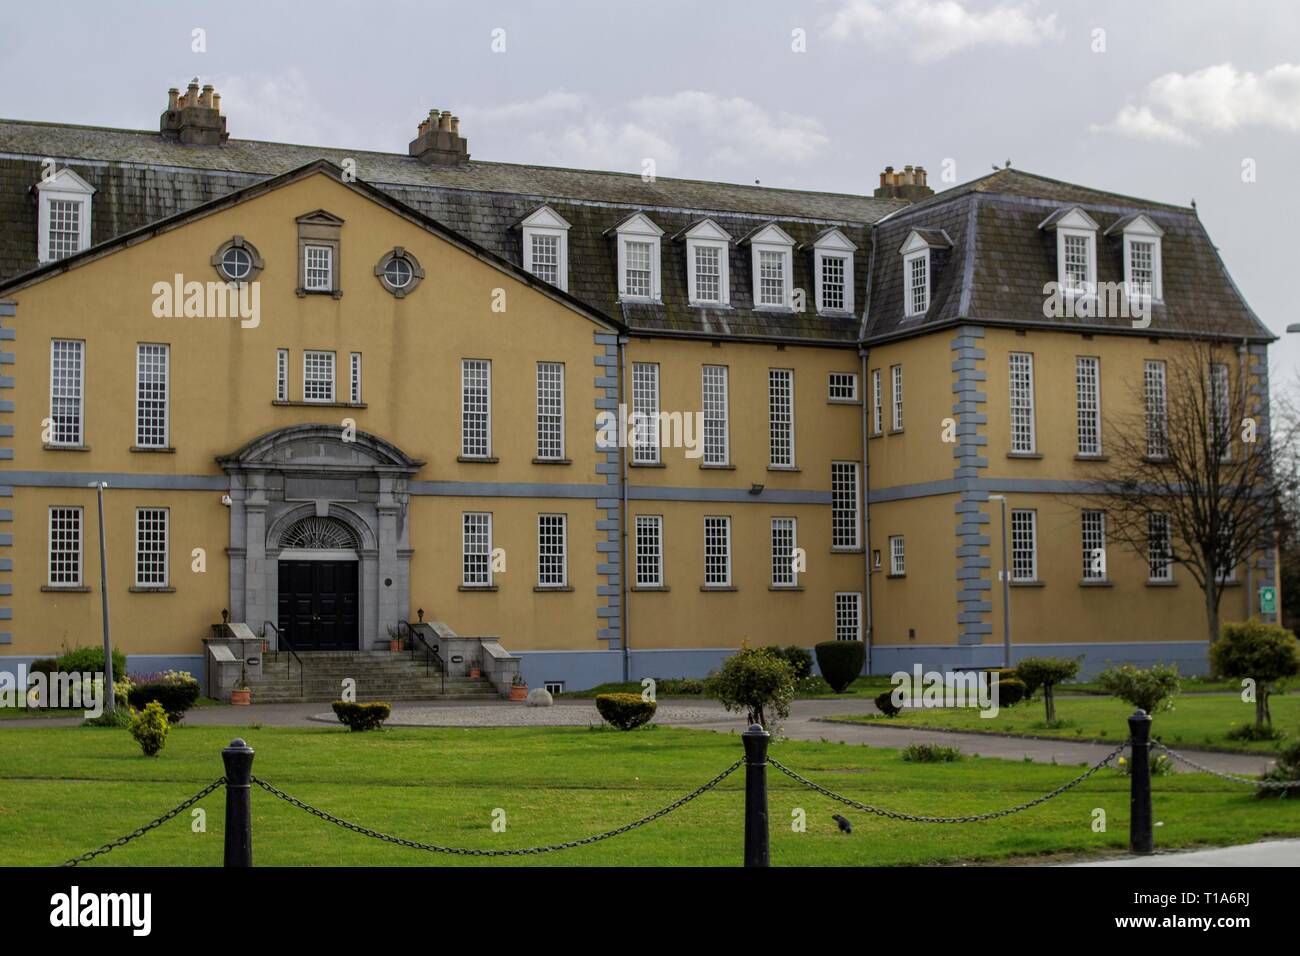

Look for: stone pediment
[217,424,424,475]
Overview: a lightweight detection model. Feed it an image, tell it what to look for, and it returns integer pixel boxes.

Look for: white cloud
[465,90,829,176]
[212,69,354,146]
[825,0,1062,62]
[1096,63,1300,145]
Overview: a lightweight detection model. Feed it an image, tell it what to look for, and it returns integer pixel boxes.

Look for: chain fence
[768,742,1130,824]
[248,758,744,856]
[1151,741,1300,791]
[58,777,227,867]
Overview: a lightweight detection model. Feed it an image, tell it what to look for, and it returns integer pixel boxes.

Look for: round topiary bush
[996,676,1027,707]
[129,701,169,757]
[815,641,866,693]
[331,701,392,731]
[127,670,200,723]
[874,690,902,717]
[595,692,657,730]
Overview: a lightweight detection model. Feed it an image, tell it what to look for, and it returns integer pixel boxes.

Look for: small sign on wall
[1259,587,1277,614]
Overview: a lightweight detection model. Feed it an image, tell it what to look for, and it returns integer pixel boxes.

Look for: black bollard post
[222,738,255,867]
[1127,710,1153,855]
[742,723,770,868]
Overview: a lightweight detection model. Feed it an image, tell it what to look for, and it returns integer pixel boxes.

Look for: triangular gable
[899,228,952,255]
[1038,206,1099,232]
[740,221,795,247]
[673,218,732,243]
[1104,212,1164,238]
[516,204,571,231]
[603,211,663,237]
[34,167,95,196]
[295,208,346,226]
[803,226,856,253]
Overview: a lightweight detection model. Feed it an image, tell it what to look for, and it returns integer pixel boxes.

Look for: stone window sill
[1079,579,1114,588]
[534,585,574,592]
[1074,453,1109,462]
[766,465,800,473]
[457,455,499,464]
[827,399,863,406]
[129,586,176,593]
[887,428,904,436]
[44,444,90,452]
[1010,580,1045,588]
[296,288,343,299]
[768,585,805,592]
[1007,452,1043,460]
[273,400,367,409]
[41,585,90,592]
[699,463,735,470]
[700,585,737,592]
[532,458,572,465]
[630,461,666,468]
[886,573,906,580]
[1146,580,1178,588]
[130,446,176,453]
[831,547,865,554]
[631,585,670,592]
[458,585,498,592]
[869,431,883,439]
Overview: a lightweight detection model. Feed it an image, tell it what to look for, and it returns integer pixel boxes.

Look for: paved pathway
[1066,838,1300,866]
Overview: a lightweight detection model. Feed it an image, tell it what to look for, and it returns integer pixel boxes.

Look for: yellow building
[0,87,1280,692]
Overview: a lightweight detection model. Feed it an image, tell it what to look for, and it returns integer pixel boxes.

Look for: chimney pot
[450,115,460,134]
[201,84,214,108]
[438,111,452,131]
[167,88,179,110]
[873,162,935,202]
[409,106,469,165]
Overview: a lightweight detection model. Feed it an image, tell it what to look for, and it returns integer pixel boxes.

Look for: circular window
[220,246,253,281]
[384,256,413,289]
[374,248,424,297]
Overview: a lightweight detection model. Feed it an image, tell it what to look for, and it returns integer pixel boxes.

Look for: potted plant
[509,673,528,702]
[387,624,405,653]
[231,658,252,706]
[468,654,481,679]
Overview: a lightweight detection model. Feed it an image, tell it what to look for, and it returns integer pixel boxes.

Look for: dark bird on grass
[832,814,853,834]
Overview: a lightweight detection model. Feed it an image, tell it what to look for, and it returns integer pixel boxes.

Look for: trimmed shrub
[1014,657,1081,723]
[814,641,866,694]
[29,658,57,676]
[761,645,813,680]
[1257,741,1300,799]
[1096,663,1181,715]
[331,701,392,731]
[127,670,200,723]
[995,676,1027,708]
[1226,722,1286,742]
[84,707,131,728]
[595,693,657,730]
[902,743,962,763]
[1209,620,1300,733]
[874,690,903,717]
[657,678,705,696]
[129,701,169,756]
[706,644,796,729]
[56,645,128,682]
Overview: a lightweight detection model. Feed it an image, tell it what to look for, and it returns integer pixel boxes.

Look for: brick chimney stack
[160,79,228,145]
[409,107,469,165]
[873,164,934,201]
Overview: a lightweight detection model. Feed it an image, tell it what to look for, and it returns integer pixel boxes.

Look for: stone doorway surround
[217,424,425,649]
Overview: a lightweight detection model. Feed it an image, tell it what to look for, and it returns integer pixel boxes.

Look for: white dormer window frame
[748,223,795,311]
[812,228,857,315]
[899,230,942,318]
[683,219,732,307]
[614,213,664,302]
[520,205,571,293]
[1117,214,1164,305]
[1042,207,1100,299]
[36,167,95,264]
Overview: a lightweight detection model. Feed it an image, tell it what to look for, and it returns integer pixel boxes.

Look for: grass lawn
[830,693,1300,754]
[1,723,1298,866]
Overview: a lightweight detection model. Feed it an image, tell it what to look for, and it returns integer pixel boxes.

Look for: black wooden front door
[277,560,359,650]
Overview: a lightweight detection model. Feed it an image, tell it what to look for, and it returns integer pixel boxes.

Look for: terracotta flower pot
[469,667,481,679]
[509,685,528,702]
[230,688,252,706]
[390,639,404,652]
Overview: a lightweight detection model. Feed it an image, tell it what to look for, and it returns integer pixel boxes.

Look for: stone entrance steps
[247,650,499,703]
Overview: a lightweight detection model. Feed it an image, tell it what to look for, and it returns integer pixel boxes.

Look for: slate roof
[863,169,1273,344]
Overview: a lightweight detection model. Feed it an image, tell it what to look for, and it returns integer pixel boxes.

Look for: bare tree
[1087,339,1295,645]
[1275,374,1300,633]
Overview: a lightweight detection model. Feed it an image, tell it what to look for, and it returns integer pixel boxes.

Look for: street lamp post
[90,481,114,713]
[988,494,1012,668]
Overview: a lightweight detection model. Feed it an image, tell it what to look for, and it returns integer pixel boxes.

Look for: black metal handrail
[403,621,445,695]
[263,621,304,699]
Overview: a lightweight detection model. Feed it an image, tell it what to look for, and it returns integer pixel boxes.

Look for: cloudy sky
[1,0,1297,375]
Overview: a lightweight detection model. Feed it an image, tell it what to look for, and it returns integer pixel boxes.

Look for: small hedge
[129,701,169,757]
[332,701,392,732]
[1258,741,1300,798]
[595,692,657,730]
[760,645,814,680]
[56,645,128,681]
[902,743,962,763]
[996,676,1027,707]
[127,671,200,723]
[815,641,866,693]
[874,690,903,717]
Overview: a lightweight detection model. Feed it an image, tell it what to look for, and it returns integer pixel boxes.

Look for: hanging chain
[58,777,227,867]
[249,758,744,856]
[1150,742,1300,790]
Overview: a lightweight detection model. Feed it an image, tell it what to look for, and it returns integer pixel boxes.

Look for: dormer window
[608,213,663,302]
[1040,207,1099,298]
[1107,213,1164,305]
[809,228,857,314]
[898,229,951,318]
[678,219,732,306]
[36,167,94,264]
[745,223,795,310]
[520,205,571,292]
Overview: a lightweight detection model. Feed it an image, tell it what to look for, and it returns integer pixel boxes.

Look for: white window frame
[1075,355,1101,456]
[276,349,289,402]
[684,219,732,307]
[771,517,798,588]
[904,250,929,317]
[135,344,169,450]
[632,362,661,465]
[1210,362,1231,461]
[47,506,83,587]
[536,361,565,461]
[303,244,334,292]
[134,507,170,588]
[813,228,856,314]
[703,515,732,587]
[1043,208,1100,298]
[834,592,862,642]
[889,535,906,576]
[871,369,883,435]
[36,167,94,264]
[768,368,795,467]
[831,461,861,550]
[462,512,493,587]
[302,350,336,403]
[701,365,730,466]
[461,359,492,459]
[350,352,362,405]
[1082,509,1107,581]
[1009,352,1036,454]
[1147,511,1173,583]
[1010,509,1038,583]
[1144,359,1168,459]
[890,365,903,431]
[521,206,571,292]
[748,223,795,310]
[828,372,858,402]
[537,513,568,588]
[635,515,664,588]
[49,339,85,447]
[1118,215,1164,305]
[614,213,663,301]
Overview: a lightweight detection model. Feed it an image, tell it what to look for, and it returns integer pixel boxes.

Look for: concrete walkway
[1067,838,1300,866]
[4,696,1282,777]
